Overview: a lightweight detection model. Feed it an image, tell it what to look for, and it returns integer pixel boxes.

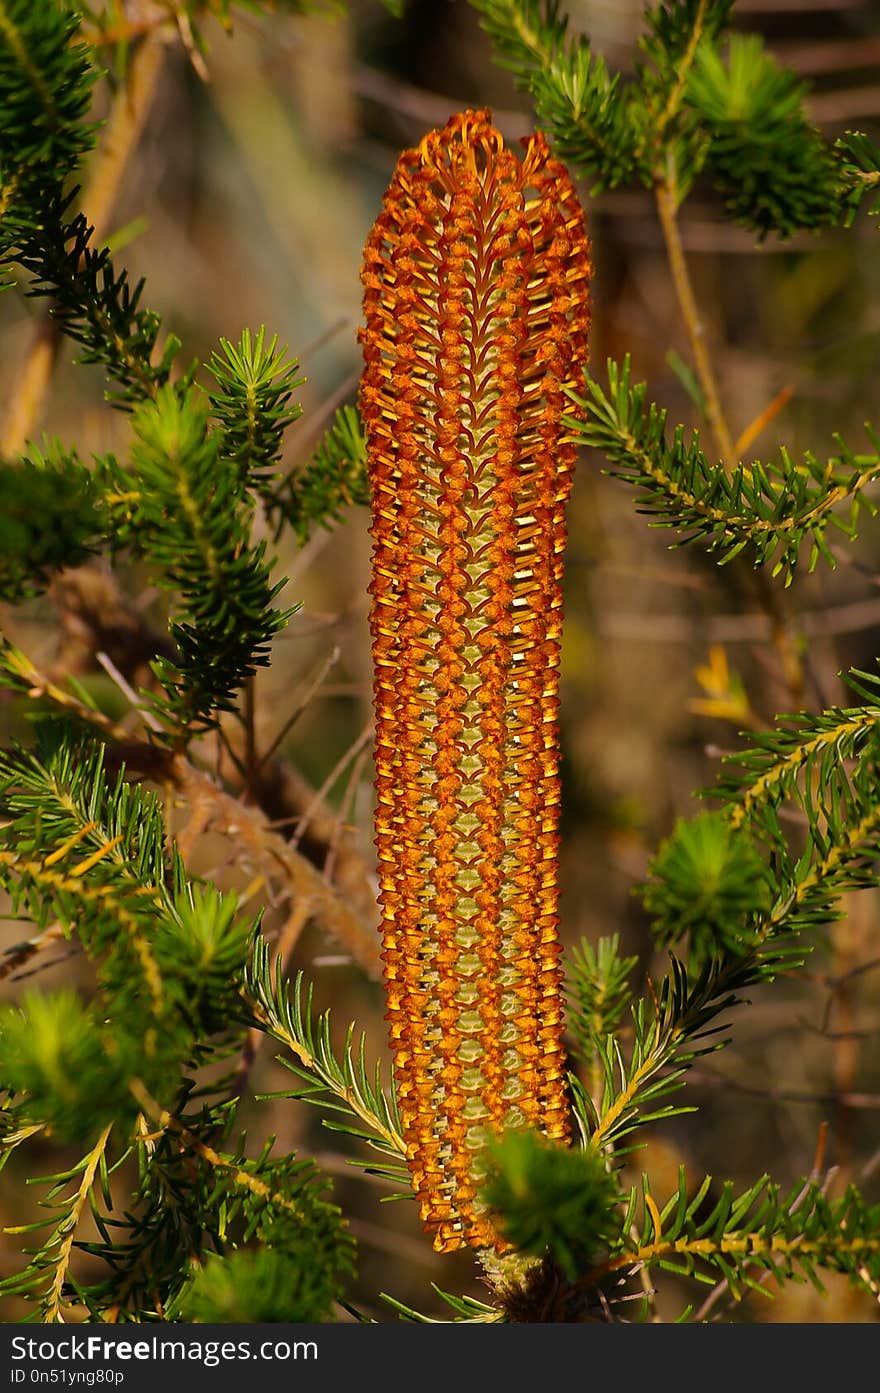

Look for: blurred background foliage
[2,0,880,1321]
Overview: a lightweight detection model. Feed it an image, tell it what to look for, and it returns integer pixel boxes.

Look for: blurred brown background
[2,0,880,1322]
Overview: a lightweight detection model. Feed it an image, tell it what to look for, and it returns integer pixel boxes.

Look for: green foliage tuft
[0,733,256,1132]
[468,0,571,88]
[0,0,96,240]
[76,1116,356,1322]
[181,1245,341,1324]
[638,0,734,88]
[482,1131,619,1278]
[714,667,880,823]
[565,934,637,1067]
[0,444,101,600]
[175,1153,356,1324]
[642,811,772,963]
[528,47,640,190]
[159,885,253,1033]
[245,945,408,1188]
[0,0,175,405]
[269,404,369,543]
[0,989,132,1142]
[570,951,789,1157]
[206,326,304,491]
[686,35,840,237]
[107,384,291,735]
[0,1,177,407]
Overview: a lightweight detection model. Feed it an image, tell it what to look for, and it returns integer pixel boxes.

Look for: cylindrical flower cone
[360,109,592,1253]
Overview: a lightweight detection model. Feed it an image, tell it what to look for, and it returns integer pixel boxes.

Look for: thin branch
[687,1066,880,1110]
[95,650,163,733]
[598,595,880,646]
[291,718,372,849]
[255,645,341,774]
[2,28,171,455]
[128,1080,317,1216]
[42,1124,113,1323]
[243,676,258,797]
[0,922,67,983]
[654,159,736,472]
[623,175,811,703]
[322,744,370,885]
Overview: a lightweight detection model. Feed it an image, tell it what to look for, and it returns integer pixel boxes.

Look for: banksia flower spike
[360,109,592,1254]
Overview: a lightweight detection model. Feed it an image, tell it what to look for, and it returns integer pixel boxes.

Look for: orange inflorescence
[360,109,592,1253]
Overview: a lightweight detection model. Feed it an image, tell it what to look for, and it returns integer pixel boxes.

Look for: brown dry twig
[1,630,380,978]
[0,923,68,985]
[171,756,380,977]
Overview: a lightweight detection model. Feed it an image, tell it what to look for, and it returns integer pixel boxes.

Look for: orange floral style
[360,109,592,1253]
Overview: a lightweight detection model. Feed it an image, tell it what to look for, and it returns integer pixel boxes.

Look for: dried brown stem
[0,922,67,983]
[171,756,380,978]
[44,556,379,941]
[2,633,380,978]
